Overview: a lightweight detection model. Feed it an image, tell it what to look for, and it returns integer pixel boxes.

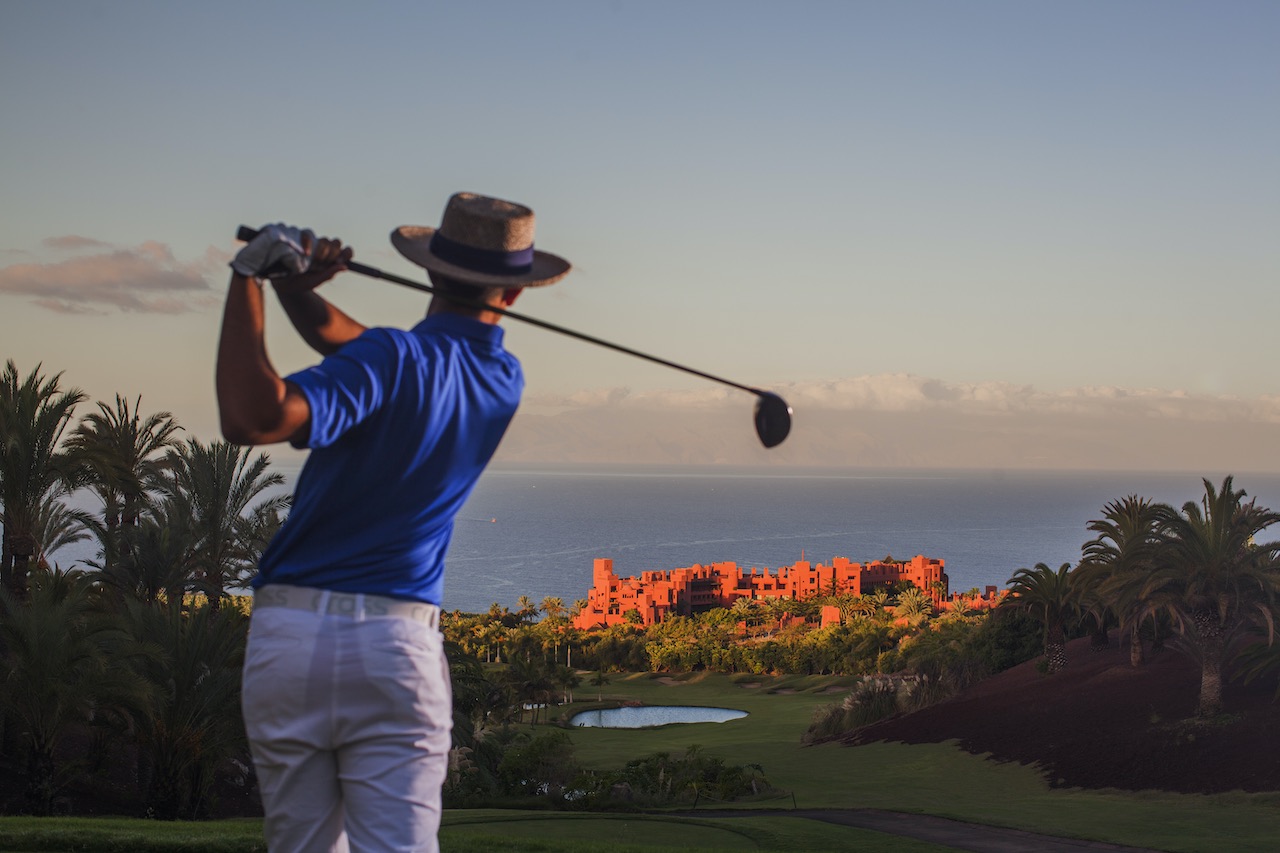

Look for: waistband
[253,584,441,628]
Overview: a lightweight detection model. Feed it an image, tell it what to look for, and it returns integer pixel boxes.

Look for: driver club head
[753,392,792,449]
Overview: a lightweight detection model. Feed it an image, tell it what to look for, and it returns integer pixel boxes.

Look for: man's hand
[271,235,353,296]
[230,223,316,279]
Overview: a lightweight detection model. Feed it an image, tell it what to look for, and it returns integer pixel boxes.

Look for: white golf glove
[230,224,315,279]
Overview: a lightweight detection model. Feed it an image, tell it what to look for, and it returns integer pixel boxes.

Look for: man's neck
[426,296,504,326]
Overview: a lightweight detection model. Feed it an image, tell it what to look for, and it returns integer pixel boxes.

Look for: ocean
[438,465,1280,613]
[50,464,1280,615]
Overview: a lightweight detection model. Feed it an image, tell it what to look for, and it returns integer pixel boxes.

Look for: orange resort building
[574,555,948,629]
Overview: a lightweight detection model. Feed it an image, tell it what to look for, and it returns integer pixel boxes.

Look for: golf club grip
[235,225,381,278]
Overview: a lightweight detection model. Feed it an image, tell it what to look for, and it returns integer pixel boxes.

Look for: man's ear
[501,287,523,307]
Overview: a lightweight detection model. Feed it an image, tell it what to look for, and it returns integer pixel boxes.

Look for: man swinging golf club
[217,193,570,852]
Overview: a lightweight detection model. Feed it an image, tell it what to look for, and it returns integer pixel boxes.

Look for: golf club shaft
[236,225,766,398]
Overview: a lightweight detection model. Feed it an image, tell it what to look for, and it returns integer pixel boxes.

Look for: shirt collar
[413,312,506,348]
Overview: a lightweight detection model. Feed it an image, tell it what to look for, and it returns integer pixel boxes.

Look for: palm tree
[730,595,757,626]
[29,486,94,569]
[1078,495,1162,665]
[445,639,492,750]
[589,669,611,702]
[0,567,152,814]
[1140,477,1280,718]
[865,588,891,616]
[163,438,286,610]
[540,596,566,622]
[122,598,249,819]
[102,510,196,605]
[66,395,182,572]
[849,595,881,622]
[505,657,554,725]
[1004,562,1076,674]
[0,361,87,598]
[552,664,579,705]
[834,594,862,626]
[515,595,537,623]
[893,586,933,626]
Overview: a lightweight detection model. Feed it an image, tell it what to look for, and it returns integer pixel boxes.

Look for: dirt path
[679,809,1169,852]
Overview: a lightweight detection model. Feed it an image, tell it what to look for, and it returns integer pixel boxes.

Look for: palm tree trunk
[6,533,36,599]
[1128,622,1145,667]
[1197,631,1225,718]
[0,536,11,595]
[1045,623,1067,674]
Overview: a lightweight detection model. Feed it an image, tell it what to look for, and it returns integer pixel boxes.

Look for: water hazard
[571,706,748,728]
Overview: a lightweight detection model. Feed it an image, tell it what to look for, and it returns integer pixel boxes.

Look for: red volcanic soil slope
[846,634,1280,793]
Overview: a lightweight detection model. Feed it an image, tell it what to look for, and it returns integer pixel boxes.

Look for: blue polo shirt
[253,313,523,606]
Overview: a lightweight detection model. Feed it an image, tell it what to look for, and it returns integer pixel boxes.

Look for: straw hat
[391,192,570,288]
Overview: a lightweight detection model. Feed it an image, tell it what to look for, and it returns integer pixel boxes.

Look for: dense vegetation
[2,359,1278,819]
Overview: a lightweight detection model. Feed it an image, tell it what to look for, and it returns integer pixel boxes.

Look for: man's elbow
[218,402,281,446]
[219,412,262,446]
[219,396,309,446]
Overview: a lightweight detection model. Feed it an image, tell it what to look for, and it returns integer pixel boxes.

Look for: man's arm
[216,272,313,445]
[272,285,368,357]
[216,229,351,445]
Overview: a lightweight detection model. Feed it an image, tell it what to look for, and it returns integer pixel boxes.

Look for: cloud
[507,374,1280,470]
[0,238,227,313]
[43,235,111,251]
[530,375,1280,424]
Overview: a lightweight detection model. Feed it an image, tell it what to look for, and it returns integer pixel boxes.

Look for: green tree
[1142,477,1280,718]
[497,730,580,798]
[66,395,182,573]
[163,438,286,609]
[0,567,151,814]
[589,669,611,701]
[28,486,93,569]
[445,638,492,751]
[893,586,933,626]
[504,656,554,725]
[864,588,891,618]
[515,595,537,623]
[102,510,196,605]
[123,599,248,819]
[539,596,565,622]
[0,361,87,598]
[1004,562,1076,674]
[1078,495,1163,665]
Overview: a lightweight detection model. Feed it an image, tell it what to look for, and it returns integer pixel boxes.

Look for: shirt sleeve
[285,329,407,449]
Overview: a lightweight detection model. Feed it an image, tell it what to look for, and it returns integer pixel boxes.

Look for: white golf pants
[242,589,452,852]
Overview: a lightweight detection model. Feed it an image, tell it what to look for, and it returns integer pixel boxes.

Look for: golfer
[216,193,570,852]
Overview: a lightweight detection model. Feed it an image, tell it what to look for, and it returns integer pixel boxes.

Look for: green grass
[554,671,1280,853]
[4,670,1279,852]
[0,815,266,852]
[0,813,954,853]
[440,811,954,851]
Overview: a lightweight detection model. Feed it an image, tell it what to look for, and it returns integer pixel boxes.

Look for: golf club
[236,226,792,448]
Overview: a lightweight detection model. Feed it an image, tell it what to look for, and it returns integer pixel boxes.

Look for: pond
[570,706,748,728]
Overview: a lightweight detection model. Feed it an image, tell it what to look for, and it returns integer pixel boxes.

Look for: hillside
[846,633,1280,793]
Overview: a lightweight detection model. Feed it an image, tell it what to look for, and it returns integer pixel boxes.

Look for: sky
[2,1,1277,472]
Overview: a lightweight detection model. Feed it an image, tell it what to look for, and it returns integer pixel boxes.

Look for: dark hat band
[429,232,534,276]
